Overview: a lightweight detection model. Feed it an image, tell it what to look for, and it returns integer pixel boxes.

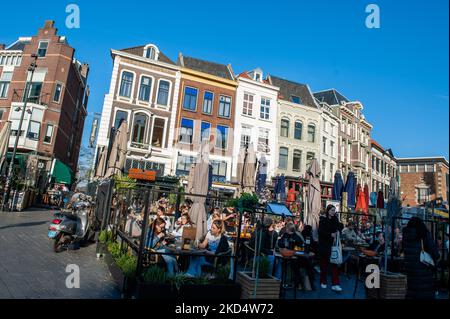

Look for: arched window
[279,147,288,170]
[280,118,289,137]
[307,124,316,142]
[294,121,302,140]
[131,113,149,148]
[143,44,159,60]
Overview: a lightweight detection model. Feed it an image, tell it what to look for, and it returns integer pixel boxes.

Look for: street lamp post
[2,54,38,211]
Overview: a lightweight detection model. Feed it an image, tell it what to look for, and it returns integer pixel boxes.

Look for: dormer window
[143,44,159,60]
[290,95,301,104]
[255,72,261,82]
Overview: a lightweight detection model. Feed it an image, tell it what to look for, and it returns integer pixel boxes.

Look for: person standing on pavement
[402,217,440,299]
[318,204,343,292]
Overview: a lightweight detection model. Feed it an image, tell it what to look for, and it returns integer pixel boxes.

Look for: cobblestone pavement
[0,208,120,299]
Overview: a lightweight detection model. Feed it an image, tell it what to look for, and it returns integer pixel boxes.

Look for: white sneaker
[331,285,342,292]
[321,284,327,289]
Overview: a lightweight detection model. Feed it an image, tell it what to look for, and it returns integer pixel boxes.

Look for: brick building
[397,157,449,207]
[173,54,237,184]
[0,21,89,190]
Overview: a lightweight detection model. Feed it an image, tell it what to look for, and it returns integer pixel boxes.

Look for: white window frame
[215,125,229,150]
[43,123,54,144]
[143,44,160,61]
[117,69,136,101]
[52,82,63,103]
[202,90,214,115]
[242,92,254,117]
[240,125,252,148]
[130,110,151,149]
[200,121,212,142]
[182,85,199,112]
[155,78,172,109]
[260,97,270,120]
[37,40,49,58]
[218,94,232,119]
[150,116,167,149]
[136,74,155,105]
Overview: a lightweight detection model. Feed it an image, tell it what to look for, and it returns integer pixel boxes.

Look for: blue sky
[1,0,448,159]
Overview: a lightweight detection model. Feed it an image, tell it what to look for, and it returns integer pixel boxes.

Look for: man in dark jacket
[402,217,440,299]
[318,205,343,292]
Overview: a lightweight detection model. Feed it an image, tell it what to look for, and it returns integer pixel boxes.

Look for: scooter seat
[61,212,79,221]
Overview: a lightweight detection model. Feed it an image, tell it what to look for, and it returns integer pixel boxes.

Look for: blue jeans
[186,256,212,277]
[265,255,281,279]
[156,248,178,276]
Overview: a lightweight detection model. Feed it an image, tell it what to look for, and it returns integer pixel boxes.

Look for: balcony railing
[11,89,52,106]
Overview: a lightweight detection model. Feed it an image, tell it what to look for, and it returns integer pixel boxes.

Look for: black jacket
[318,215,343,259]
[277,232,304,250]
[402,228,440,299]
[206,234,230,265]
[249,228,278,255]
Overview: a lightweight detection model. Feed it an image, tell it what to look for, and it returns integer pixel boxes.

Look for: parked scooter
[48,193,95,252]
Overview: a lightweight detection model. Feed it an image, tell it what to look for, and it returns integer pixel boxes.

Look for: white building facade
[318,104,339,183]
[95,44,181,177]
[268,76,321,178]
[232,68,279,181]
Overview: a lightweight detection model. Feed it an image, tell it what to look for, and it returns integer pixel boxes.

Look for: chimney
[80,63,90,81]
[44,20,55,29]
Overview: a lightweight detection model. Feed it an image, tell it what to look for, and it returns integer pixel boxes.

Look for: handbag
[330,232,343,265]
[420,239,435,267]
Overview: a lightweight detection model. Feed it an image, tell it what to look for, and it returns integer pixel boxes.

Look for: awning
[4,153,27,174]
[266,203,293,217]
[51,159,73,185]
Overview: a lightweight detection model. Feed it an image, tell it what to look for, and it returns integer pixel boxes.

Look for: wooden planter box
[366,272,407,299]
[237,271,280,299]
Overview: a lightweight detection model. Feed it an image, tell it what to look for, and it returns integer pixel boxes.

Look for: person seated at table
[249,217,280,278]
[222,206,237,233]
[185,220,230,277]
[175,204,189,225]
[278,223,316,291]
[368,231,385,254]
[172,213,192,237]
[278,217,294,236]
[145,217,178,276]
[342,222,362,244]
[207,209,222,231]
[156,206,172,231]
[301,225,318,255]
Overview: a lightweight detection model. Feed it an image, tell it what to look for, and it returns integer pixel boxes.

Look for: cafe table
[274,251,315,299]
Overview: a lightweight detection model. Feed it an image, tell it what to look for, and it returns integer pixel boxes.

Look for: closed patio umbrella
[344,171,356,210]
[0,121,11,172]
[94,146,107,180]
[364,184,370,211]
[332,170,344,201]
[236,143,257,195]
[189,140,211,242]
[384,176,401,272]
[356,184,368,225]
[305,158,321,241]
[377,190,385,209]
[243,142,257,193]
[105,121,128,178]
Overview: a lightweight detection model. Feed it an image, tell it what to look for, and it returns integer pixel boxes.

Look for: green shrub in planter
[142,266,167,284]
[99,230,113,243]
[107,242,122,259]
[257,256,271,278]
[116,254,137,278]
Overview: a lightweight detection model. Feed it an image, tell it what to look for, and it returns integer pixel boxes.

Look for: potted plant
[136,266,175,299]
[237,256,280,299]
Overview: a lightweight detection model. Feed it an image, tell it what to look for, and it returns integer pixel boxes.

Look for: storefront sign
[128,168,156,181]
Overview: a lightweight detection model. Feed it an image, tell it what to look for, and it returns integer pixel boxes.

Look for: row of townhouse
[95,42,397,195]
